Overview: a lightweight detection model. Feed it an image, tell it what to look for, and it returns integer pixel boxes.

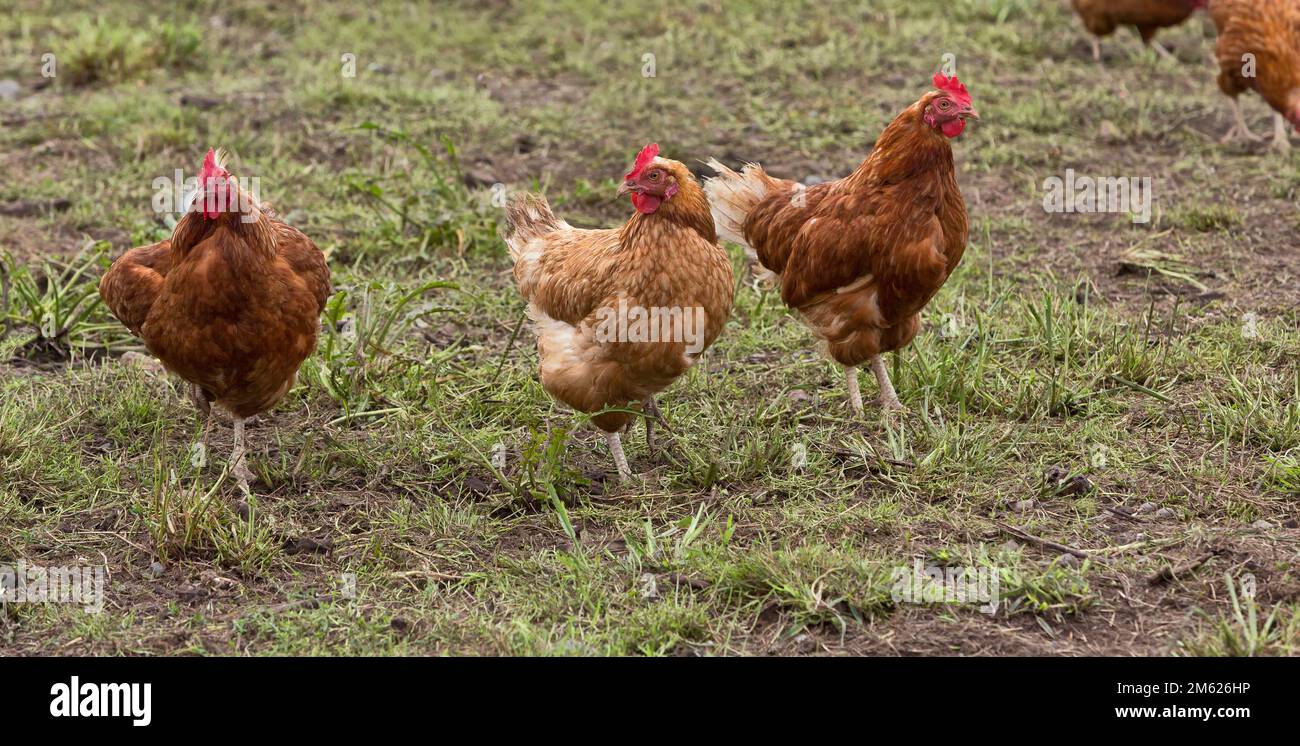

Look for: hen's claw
[1271,113,1292,153]
[1222,98,1264,144]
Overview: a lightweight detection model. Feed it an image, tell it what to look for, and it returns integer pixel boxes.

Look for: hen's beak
[617,181,639,196]
[961,106,980,121]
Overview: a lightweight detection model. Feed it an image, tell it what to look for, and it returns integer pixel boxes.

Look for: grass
[0,0,1297,656]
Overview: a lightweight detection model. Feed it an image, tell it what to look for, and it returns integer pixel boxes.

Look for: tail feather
[703,158,773,252]
[502,192,567,262]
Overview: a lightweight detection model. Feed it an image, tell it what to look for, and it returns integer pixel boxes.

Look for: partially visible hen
[1210,0,1300,151]
[100,149,330,494]
[704,75,977,418]
[503,144,734,482]
[1071,0,1208,61]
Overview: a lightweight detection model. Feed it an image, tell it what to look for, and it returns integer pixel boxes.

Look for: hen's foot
[642,397,675,455]
[1150,41,1176,63]
[230,417,254,497]
[1272,113,1292,153]
[188,384,211,417]
[604,430,632,483]
[868,354,906,418]
[1222,99,1263,144]
[845,367,865,417]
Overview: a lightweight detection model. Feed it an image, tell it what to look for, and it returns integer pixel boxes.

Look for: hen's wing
[747,177,947,320]
[99,239,174,336]
[274,222,331,313]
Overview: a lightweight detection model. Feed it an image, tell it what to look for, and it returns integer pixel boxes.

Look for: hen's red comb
[932,73,972,107]
[198,148,229,185]
[625,143,659,180]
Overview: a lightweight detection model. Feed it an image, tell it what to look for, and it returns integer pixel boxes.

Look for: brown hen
[100,149,330,494]
[705,75,977,418]
[1071,0,1207,61]
[1210,0,1300,151]
[504,144,734,481]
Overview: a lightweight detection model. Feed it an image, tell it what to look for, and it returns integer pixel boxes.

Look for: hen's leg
[230,417,254,496]
[1271,112,1292,153]
[1090,37,1101,63]
[642,396,674,455]
[869,355,904,412]
[604,430,632,482]
[1150,41,1176,63]
[1221,97,1263,143]
[188,384,211,417]
[191,408,215,468]
[643,397,659,453]
[845,367,864,416]
[188,385,213,467]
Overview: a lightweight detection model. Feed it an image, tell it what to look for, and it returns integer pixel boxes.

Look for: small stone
[1154,508,1176,520]
[1043,465,1067,487]
[793,633,816,653]
[1136,502,1158,515]
[0,80,21,101]
[179,94,220,110]
[176,585,208,602]
[120,351,165,375]
[462,167,498,189]
[463,476,493,495]
[786,389,812,404]
[366,62,392,75]
[1251,519,1275,530]
[1056,553,1080,569]
[1011,498,1037,513]
[1061,475,1094,497]
[147,562,166,578]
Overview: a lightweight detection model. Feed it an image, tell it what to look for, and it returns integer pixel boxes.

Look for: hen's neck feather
[170,202,278,260]
[847,99,955,189]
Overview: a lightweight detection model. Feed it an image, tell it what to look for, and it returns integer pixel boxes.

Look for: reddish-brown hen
[1210,0,1300,151]
[100,149,330,494]
[504,144,734,481]
[705,75,977,418]
[1071,0,1207,61]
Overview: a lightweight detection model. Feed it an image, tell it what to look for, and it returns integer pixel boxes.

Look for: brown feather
[1210,0,1300,114]
[504,158,734,432]
[100,178,330,419]
[1071,0,1204,42]
[725,92,968,368]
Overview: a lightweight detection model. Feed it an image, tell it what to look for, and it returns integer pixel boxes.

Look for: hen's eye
[648,171,660,180]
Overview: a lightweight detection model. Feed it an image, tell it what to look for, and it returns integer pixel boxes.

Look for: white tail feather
[703,157,771,251]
